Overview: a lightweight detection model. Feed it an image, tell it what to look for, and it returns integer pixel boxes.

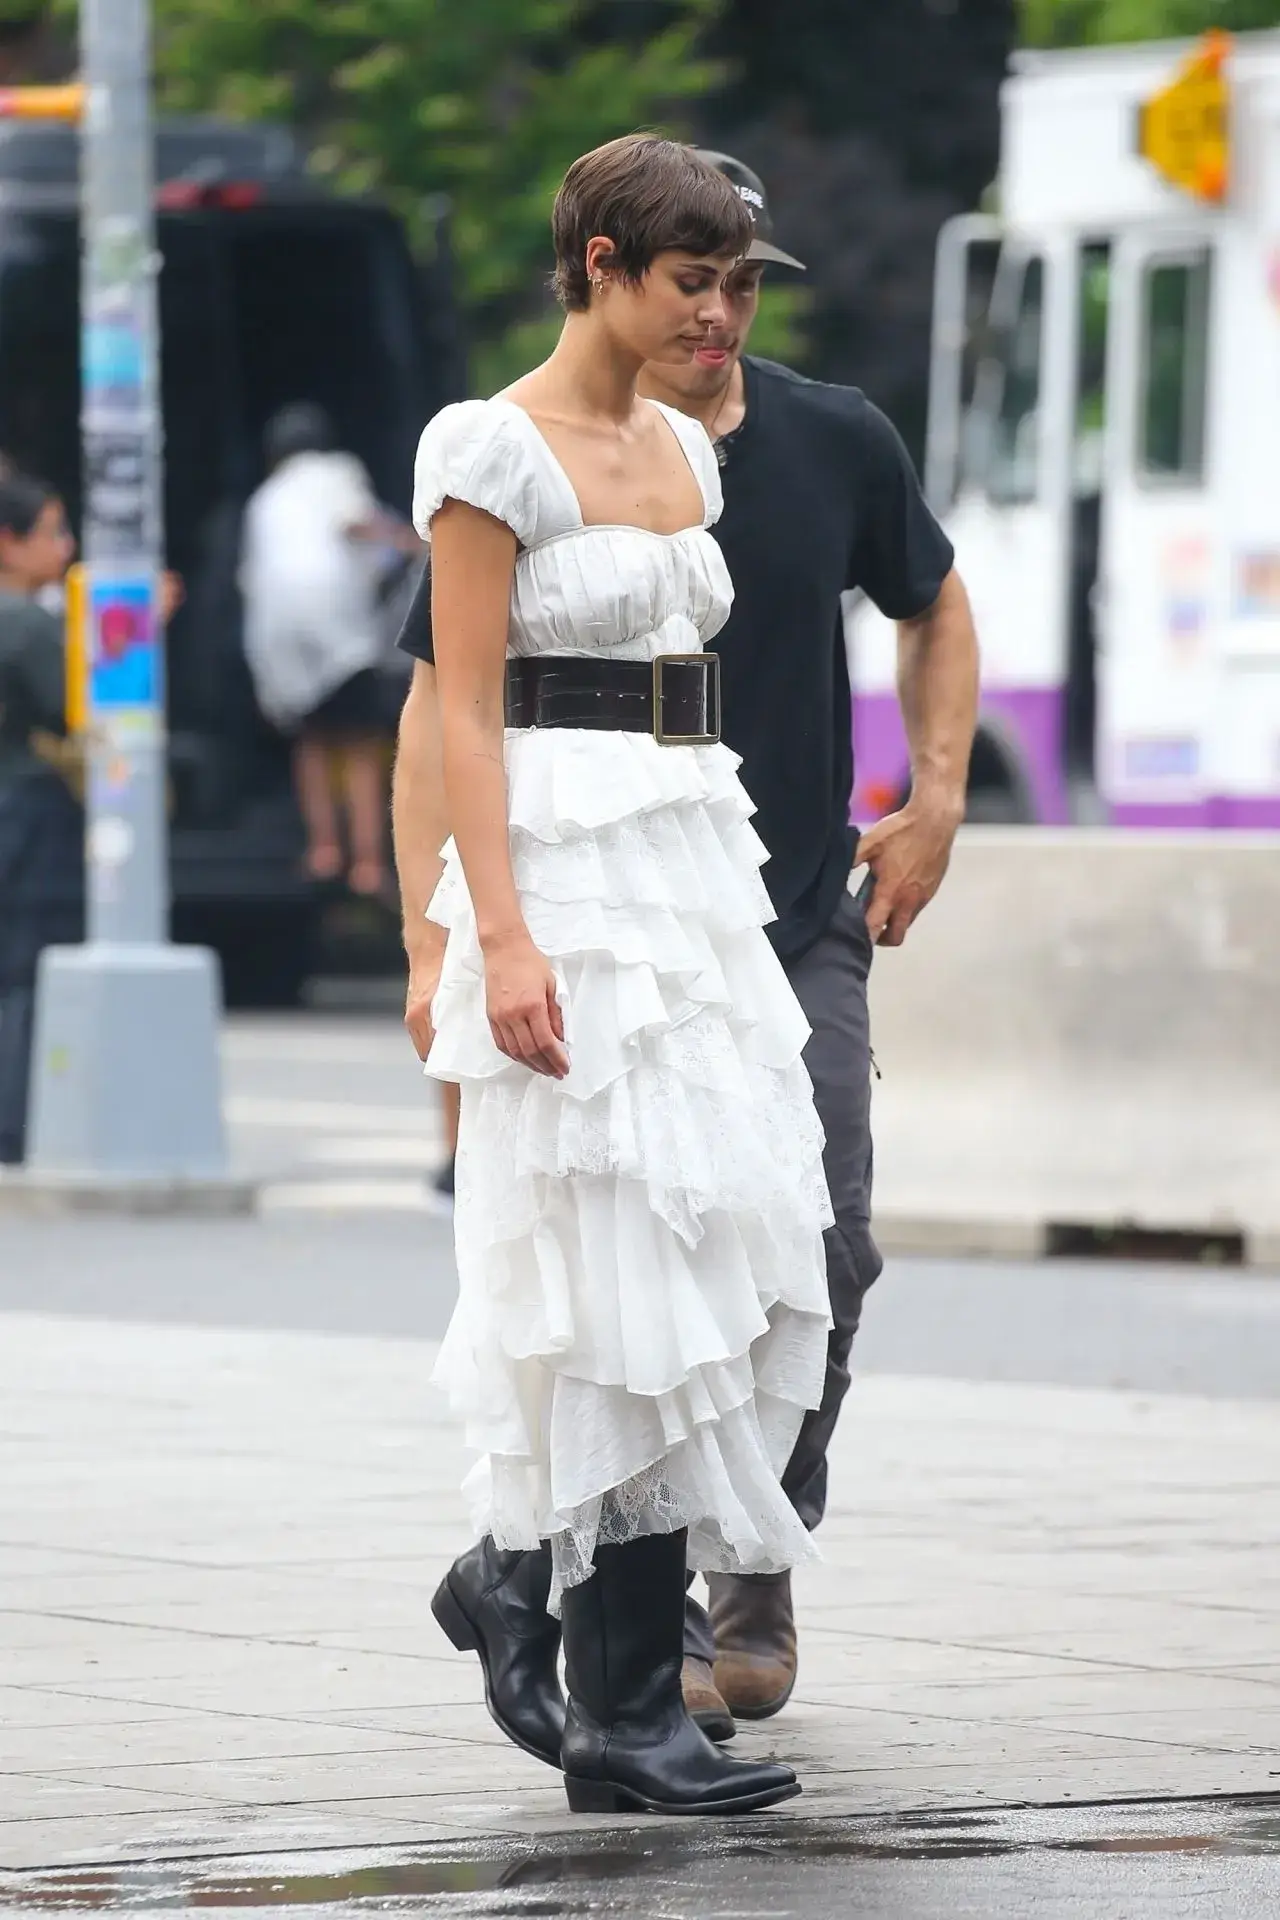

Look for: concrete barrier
[865,829,1280,1266]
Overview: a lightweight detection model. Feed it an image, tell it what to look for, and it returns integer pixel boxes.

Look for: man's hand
[858,792,964,947]
[405,945,445,1062]
[864,568,978,946]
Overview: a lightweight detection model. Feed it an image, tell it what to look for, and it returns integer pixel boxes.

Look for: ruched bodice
[411,396,832,1614]
[510,523,730,664]
[414,394,733,667]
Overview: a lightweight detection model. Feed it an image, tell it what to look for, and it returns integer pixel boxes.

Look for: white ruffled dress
[414,397,833,1610]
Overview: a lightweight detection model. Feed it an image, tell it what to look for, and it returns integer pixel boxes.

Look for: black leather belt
[504,653,721,746]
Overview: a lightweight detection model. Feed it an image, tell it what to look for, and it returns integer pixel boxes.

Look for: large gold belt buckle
[652,652,721,746]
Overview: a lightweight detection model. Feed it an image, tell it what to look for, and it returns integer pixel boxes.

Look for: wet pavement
[4,1016,1280,1913]
[3,1799,1280,1917]
[2,1309,1280,1879]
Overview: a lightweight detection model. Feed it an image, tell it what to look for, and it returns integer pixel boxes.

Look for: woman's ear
[583,234,618,287]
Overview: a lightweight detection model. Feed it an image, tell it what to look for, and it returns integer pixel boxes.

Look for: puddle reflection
[5,1798,1279,1910]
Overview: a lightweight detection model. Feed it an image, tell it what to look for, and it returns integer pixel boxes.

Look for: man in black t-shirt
[393,154,978,1744]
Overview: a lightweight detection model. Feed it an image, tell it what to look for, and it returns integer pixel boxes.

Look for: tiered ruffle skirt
[426,728,833,1609]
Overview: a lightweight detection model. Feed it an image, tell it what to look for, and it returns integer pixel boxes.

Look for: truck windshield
[965,250,1045,507]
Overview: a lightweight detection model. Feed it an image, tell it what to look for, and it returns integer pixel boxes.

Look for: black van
[0,117,461,1002]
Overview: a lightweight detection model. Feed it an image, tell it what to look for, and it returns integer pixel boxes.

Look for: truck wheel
[964,786,1032,825]
[964,727,1036,825]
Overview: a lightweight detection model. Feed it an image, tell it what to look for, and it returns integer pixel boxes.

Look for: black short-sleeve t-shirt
[398,356,954,958]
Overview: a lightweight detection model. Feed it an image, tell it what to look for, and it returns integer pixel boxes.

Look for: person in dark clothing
[392,154,978,1753]
[0,473,81,1163]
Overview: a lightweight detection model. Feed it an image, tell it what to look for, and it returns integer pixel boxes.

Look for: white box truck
[848,30,1280,829]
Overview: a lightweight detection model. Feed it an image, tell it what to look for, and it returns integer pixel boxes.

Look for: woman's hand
[484,931,569,1078]
[404,945,444,1063]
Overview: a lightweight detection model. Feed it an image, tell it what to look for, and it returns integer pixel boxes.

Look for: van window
[929,227,1000,510]
[0,203,433,567]
[1072,243,1110,498]
[0,214,80,522]
[0,202,437,736]
[1138,252,1210,484]
[983,254,1044,506]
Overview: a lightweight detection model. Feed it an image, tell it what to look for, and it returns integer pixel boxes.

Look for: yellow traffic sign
[1138,31,1230,204]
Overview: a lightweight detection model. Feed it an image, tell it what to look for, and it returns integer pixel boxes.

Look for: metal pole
[80,0,166,944]
[24,0,230,1190]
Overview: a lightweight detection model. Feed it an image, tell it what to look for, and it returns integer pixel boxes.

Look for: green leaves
[1019,0,1280,48]
[134,0,776,392]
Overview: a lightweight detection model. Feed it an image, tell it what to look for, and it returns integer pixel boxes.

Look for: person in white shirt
[240,403,413,896]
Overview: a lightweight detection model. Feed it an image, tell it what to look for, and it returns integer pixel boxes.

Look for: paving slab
[1,1310,1279,1871]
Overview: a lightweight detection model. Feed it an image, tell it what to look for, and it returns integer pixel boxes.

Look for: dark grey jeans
[686,885,883,1658]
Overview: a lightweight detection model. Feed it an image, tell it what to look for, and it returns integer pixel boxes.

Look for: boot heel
[431,1578,478,1653]
[564,1774,624,1813]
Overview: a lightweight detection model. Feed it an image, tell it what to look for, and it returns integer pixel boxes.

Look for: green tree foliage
[1020,0,1280,47]
[106,0,805,390]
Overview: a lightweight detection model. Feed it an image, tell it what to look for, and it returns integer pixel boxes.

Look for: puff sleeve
[411,399,539,547]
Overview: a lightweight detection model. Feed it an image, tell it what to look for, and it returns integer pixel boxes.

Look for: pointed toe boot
[560,1532,801,1815]
[432,1537,564,1767]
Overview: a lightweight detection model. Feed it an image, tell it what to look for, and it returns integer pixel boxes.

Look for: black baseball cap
[696,149,806,272]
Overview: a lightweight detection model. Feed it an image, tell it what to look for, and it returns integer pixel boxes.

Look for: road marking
[260,1179,450,1214]
[222,1032,416,1065]
[303,1136,446,1167]
[226,1096,440,1135]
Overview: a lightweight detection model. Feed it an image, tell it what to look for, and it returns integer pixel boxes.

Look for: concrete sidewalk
[1,1312,1278,1873]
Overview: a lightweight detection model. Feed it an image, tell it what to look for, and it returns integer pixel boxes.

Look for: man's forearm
[896,568,979,816]
[392,662,450,966]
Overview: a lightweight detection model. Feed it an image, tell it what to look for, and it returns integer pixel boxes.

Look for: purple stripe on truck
[1110,798,1280,829]
[851,686,1069,824]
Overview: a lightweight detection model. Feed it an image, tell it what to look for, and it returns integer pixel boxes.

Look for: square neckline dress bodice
[413,396,833,1609]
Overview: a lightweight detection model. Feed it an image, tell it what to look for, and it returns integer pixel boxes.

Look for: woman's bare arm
[431,498,568,1078]
[392,661,449,1060]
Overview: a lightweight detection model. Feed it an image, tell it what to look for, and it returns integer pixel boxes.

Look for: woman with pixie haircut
[413,135,831,1815]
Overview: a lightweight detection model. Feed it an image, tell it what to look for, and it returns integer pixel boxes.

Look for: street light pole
[25,0,229,1190]
[80,0,166,949]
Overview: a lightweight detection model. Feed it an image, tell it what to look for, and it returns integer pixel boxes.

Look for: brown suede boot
[707,1571,797,1720]
[680,1656,735,1743]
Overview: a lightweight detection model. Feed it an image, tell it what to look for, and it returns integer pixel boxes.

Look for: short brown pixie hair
[552,134,754,312]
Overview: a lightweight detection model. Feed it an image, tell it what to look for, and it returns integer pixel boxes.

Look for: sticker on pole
[84,317,145,404]
[89,572,161,718]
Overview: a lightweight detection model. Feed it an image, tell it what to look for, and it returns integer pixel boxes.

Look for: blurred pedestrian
[393,151,979,1742]
[239,402,416,898]
[0,472,80,1163]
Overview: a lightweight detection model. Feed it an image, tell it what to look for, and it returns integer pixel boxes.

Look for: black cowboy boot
[560,1530,801,1815]
[432,1537,564,1767]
